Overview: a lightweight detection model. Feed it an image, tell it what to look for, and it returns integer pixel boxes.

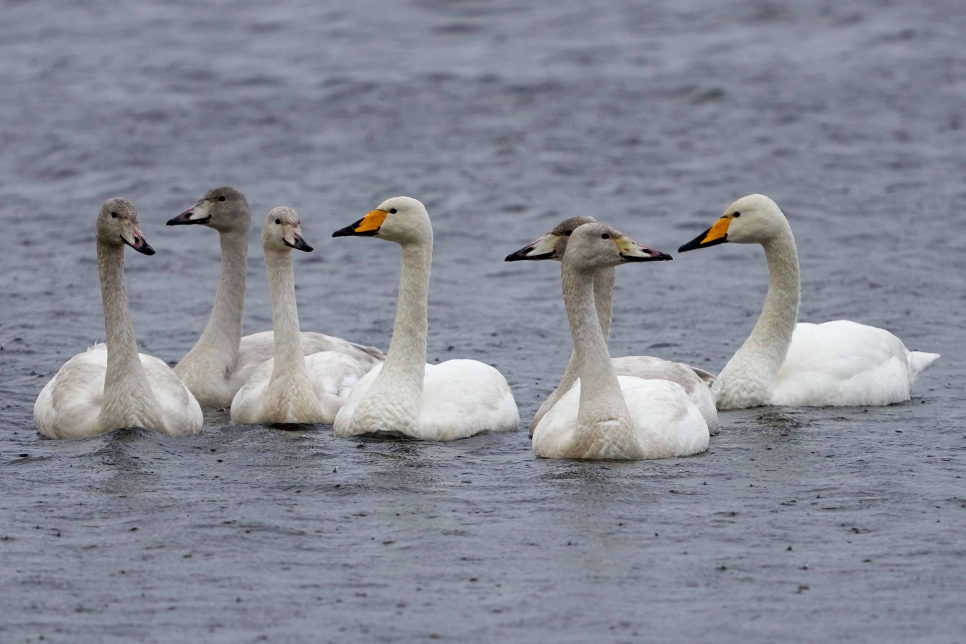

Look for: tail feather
[909,351,940,381]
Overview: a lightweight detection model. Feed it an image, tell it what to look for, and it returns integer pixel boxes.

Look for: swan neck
[738,228,800,377]
[379,242,431,382]
[562,263,632,434]
[96,242,153,406]
[193,230,248,363]
[265,249,307,381]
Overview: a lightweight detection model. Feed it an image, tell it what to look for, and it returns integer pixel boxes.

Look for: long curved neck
[96,242,156,419]
[190,229,248,365]
[264,249,308,382]
[729,228,800,381]
[531,267,613,432]
[380,243,432,382]
[562,263,640,458]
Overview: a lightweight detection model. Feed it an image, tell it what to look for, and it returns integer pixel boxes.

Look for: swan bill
[333,209,387,237]
[167,202,212,226]
[679,217,730,252]
[121,229,155,256]
[504,233,558,262]
[616,236,672,262]
[283,235,313,252]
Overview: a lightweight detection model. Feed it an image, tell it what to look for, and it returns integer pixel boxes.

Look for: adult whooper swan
[230,208,369,424]
[34,199,203,439]
[330,196,519,441]
[678,194,939,409]
[506,216,718,437]
[528,223,709,460]
[166,187,384,408]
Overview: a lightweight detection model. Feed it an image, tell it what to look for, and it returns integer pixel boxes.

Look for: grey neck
[193,229,248,366]
[264,249,308,382]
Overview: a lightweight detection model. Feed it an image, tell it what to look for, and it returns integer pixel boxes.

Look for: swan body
[528,223,709,460]
[679,194,939,409]
[229,207,369,424]
[168,187,383,408]
[532,376,709,460]
[34,199,202,439]
[506,216,718,435]
[331,197,519,440]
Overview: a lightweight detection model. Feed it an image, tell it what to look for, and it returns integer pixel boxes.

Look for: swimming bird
[230,208,369,424]
[530,223,709,460]
[679,194,940,409]
[34,199,203,439]
[506,216,718,437]
[331,197,519,440]
[167,187,384,408]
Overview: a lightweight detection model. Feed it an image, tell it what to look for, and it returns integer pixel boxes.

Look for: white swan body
[529,223,709,460]
[533,376,709,460]
[679,194,939,409]
[34,199,202,439]
[506,216,718,435]
[229,208,369,424]
[332,197,519,440]
[168,187,383,408]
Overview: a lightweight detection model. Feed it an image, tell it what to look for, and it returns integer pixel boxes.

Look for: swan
[678,194,940,409]
[330,196,519,440]
[34,199,203,439]
[506,216,718,437]
[166,187,384,408]
[230,208,369,424]
[530,223,709,460]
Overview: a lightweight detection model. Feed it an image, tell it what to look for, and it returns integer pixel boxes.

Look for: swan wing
[304,352,369,423]
[34,344,107,439]
[774,320,939,406]
[416,360,520,441]
[140,354,203,435]
[231,330,384,394]
[611,356,718,434]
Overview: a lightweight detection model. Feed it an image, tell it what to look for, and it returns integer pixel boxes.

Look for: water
[2,0,965,641]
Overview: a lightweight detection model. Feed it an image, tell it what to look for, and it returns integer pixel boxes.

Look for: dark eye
[275,219,281,225]
[601,233,610,239]
[389,208,397,214]
[218,196,226,202]
[564,230,572,236]
[111,212,117,218]
[733,211,741,217]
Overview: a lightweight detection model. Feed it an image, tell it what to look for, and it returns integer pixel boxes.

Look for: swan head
[504,216,598,262]
[563,223,672,270]
[168,186,250,233]
[96,198,154,255]
[679,194,788,251]
[332,196,432,246]
[262,207,313,252]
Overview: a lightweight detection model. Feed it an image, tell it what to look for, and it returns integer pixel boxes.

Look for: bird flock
[33,189,939,460]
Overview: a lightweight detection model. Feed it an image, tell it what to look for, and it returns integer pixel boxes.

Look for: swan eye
[733,211,741,217]
[601,233,610,239]
[564,230,572,236]
[389,208,397,214]
[275,219,281,225]
[218,196,226,202]
[111,212,117,218]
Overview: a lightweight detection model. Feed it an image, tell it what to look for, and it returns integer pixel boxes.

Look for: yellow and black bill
[678,216,731,252]
[332,209,387,238]
[504,232,559,262]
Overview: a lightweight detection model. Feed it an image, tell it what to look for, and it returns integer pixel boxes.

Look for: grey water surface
[2,0,965,642]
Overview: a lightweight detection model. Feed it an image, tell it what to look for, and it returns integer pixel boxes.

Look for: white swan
[34,199,203,439]
[230,208,369,424]
[331,197,519,441]
[506,216,718,437]
[530,223,709,460]
[166,187,384,408]
[679,194,940,409]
